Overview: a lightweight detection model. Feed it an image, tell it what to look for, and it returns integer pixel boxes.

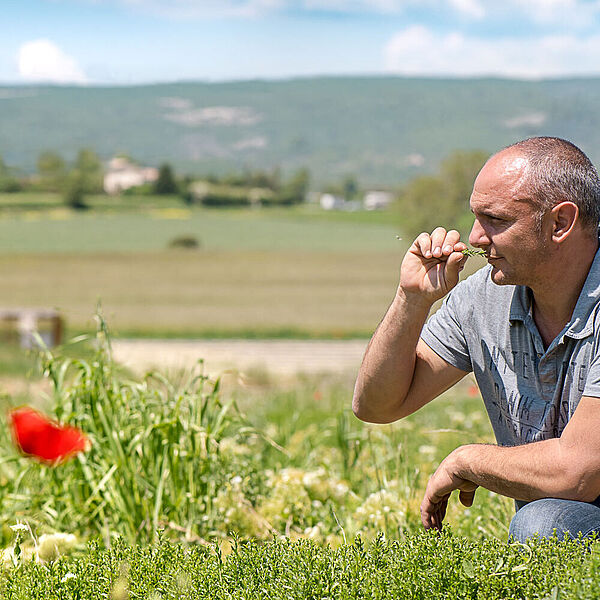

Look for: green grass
[0,323,508,548]
[0,324,591,598]
[0,203,401,253]
[0,249,484,336]
[0,198,486,336]
[0,195,488,338]
[3,533,599,599]
[0,250,402,334]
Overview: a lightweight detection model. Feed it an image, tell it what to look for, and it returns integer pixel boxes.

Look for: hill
[2,76,600,186]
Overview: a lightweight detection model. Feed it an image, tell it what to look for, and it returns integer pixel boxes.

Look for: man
[353,137,600,541]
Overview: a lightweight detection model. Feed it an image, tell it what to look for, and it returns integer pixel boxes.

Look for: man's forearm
[451,440,589,502]
[352,289,431,424]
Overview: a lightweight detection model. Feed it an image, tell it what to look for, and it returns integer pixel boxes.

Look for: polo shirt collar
[508,239,600,339]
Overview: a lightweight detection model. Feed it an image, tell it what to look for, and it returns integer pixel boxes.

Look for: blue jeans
[509,498,600,542]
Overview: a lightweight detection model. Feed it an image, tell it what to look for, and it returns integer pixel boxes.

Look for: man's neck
[531,236,599,348]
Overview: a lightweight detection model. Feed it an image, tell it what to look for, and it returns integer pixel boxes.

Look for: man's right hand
[399,227,468,304]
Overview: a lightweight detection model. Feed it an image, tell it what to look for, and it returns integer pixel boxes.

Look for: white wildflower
[37,533,77,562]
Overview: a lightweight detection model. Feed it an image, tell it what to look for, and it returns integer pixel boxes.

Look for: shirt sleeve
[583,336,600,399]
[420,283,473,373]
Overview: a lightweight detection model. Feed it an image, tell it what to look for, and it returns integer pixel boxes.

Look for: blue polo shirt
[420,247,600,447]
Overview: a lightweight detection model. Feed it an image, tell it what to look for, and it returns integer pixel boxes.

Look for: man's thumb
[459,488,476,507]
[446,252,467,284]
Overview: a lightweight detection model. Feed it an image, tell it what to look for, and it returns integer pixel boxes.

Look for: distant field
[0,201,483,336]
[0,250,401,336]
[0,202,401,253]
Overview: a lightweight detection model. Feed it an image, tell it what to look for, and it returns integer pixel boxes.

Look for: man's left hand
[420,448,478,530]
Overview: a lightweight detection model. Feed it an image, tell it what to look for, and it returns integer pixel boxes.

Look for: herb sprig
[461,247,486,257]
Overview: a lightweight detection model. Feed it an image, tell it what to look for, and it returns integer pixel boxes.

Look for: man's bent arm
[353,291,466,423]
[421,396,600,528]
[353,227,469,424]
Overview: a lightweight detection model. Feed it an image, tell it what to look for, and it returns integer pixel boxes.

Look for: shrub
[168,235,201,249]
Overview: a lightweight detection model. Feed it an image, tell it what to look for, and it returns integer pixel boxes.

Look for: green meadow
[2,196,566,598]
[0,196,485,337]
[0,330,594,598]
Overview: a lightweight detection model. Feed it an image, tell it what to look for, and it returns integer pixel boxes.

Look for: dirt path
[111,339,368,378]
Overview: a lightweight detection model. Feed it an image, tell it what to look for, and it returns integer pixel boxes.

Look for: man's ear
[550,201,578,242]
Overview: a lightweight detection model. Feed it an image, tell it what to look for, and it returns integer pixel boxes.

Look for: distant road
[112,339,368,377]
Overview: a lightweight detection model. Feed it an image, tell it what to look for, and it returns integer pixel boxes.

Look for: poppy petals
[9,407,89,464]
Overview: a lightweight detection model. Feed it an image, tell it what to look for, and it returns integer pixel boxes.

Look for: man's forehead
[473,150,531,195]
[469,150,535,211]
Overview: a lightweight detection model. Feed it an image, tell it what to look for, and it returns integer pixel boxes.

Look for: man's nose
[469,219,489,247]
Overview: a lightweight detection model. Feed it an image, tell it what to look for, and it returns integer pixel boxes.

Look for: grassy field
[0,201,400,253]
[0,334,594,598]
[0,196,484,337]
[0,250,404,336]
[0,330,509,549]
[0,201,583,598]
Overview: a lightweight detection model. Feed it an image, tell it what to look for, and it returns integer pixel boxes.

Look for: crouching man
[353,137,600,541]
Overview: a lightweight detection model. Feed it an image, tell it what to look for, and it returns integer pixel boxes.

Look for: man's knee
[509,498,600,543]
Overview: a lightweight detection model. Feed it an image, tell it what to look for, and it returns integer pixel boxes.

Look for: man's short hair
[506,137,600,234]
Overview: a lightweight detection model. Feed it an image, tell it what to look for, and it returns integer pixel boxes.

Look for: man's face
[468,150,552,287]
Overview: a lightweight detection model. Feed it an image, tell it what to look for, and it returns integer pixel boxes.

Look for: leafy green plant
[1,532,599,599]
[0,317,268,545]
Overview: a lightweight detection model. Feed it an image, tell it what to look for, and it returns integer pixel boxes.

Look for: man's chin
[489,265,513,286]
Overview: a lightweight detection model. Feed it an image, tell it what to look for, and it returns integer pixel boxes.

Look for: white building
[320,193,346,210]
[363,191,394,211]
[103,157,159,195]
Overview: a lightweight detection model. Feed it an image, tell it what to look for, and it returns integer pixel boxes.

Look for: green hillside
[2,76,600,185]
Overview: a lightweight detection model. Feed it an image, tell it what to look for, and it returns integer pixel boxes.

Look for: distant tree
[322,174,359,200]
[398,149,489,239]
[62,149,103,209]
[37,151,66,192]
[63,175,87,210]
[154,163,178,195]
[439,150,489,232]
[74,148,103,192]
[280,168,310,203]
[0,155,22,192]
[342,175,359,201]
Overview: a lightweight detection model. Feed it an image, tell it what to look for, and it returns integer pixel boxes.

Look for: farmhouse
[319,193,346,210]
[363,190,394,210]
[103,157,159,194]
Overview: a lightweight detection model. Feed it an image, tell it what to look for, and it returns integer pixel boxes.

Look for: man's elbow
[551,457,600,503]
[569,469,600,503]
[351,388,403,424]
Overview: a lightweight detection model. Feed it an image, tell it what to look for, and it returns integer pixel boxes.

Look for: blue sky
[3,0,600,84]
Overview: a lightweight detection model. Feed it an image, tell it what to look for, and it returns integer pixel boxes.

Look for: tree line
[0,147,489,238]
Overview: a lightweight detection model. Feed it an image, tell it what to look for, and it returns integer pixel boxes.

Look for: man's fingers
[421,494,450,530]
[415,232,433,259]
[430,227,448,258]
[414,228,465,261]
[441,230,462,255]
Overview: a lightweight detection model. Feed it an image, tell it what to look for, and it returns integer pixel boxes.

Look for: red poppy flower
[9,407,90,464]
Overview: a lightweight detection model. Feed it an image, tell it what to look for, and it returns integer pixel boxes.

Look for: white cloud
[448,0,485,18]
[18,39,87,83]
[383,26,600,78]
[100,0,482,17]
[121,0,285,18]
